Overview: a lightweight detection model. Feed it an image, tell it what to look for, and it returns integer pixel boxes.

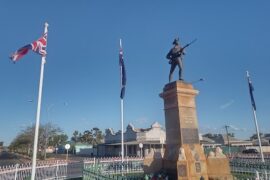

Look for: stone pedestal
[143,149,163,174]
[159,81,232,180]
[159,81,208,179]
[207,147,233,180]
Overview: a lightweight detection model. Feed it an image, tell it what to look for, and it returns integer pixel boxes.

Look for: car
[242,149,259,154]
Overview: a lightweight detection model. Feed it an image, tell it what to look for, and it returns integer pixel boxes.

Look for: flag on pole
[10,33,47,62]
[119,40,126,99]
[247,71,256,110]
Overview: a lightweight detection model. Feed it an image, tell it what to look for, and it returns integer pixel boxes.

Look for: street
[0,151,30,167]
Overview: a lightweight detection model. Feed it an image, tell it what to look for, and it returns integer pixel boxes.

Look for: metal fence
[229,154,270,180]
[0,160,67,180]
[84,157,144,173]
[0,157,144,180]
[83,157,144,179]
[1,155,270,180]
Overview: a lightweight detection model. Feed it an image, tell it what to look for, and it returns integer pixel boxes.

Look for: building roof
[201,136,215,143]
[105,122,165,144]
[252,138,270,146]
[104,140,161,146]
[202,134,253,146]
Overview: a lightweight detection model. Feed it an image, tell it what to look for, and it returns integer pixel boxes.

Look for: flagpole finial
[44,22,49,35]
[246,71,250,77]
[120,38,122,48]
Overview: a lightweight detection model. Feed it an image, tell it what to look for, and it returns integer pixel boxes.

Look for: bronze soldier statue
[166,37,197,82]
[166,38,185,82]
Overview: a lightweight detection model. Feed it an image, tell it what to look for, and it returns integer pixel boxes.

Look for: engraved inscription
[181,107,195,116]
[180,107,197,127]
[184,117,193,125]
[195,162,201,173]
[178,164,187,177]
[181,128,199,144]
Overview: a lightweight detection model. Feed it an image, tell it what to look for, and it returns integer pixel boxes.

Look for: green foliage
[71,127,104,147]
[9,122,67,158]
[250,133,264,140]
[71,130,80,143]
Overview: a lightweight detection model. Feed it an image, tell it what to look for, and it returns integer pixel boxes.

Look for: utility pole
[225,125,231,155]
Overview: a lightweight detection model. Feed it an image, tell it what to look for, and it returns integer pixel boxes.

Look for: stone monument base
[146,80,234,179]
[143,149,163,174]
[144,146,233,180]
[177,144,208,180]
[206,148,233,180]
[161,144,209,179]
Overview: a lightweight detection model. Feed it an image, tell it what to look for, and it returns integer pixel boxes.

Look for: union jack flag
[10,33,47,63]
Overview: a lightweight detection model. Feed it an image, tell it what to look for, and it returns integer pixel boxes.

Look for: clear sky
[1,1,270,145]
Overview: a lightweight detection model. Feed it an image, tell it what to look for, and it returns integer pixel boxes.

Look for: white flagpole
[121,97,124,162]
[120,39,124,170]
[246,71,265,163]
[31,22,49,180]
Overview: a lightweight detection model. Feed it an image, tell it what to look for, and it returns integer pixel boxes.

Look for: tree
[74,128,104,147]
[9,125,35,155]
[39,123,63,159]
[250,133,264,140]
[80,130,92,143]
[49,134,68,147]
[91,127,104,146]
[71,130,80,143]
[9,123,66,159]
[203,133,219,139]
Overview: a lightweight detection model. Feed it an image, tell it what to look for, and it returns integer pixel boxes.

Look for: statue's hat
[173,38,179,45]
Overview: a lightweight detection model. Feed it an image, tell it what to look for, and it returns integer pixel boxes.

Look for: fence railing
[0,160,67,180]
[84,157,144,173]
[0,157,144,180]
[83,157,144,179]
[229,154,270,179]
[1,155,270,180]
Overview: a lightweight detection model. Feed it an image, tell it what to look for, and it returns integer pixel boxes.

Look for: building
[75,143,97,156]
[199,134,221,148]
[201,134,252,147]
[98,122,166,157]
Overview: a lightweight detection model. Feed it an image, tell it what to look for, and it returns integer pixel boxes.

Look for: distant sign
[139,143,143,148]
[65,144,70,150]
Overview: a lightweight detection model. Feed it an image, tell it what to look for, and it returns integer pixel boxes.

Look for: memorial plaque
[180,107,197,127]
[178,164,187,177]
[195,162,201,173]
[182,128,199,144]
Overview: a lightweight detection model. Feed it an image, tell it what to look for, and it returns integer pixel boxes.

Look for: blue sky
[1,1,270,145]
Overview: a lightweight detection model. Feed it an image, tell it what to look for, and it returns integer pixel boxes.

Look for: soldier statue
[166,38,185,82]
[166,37,197,82]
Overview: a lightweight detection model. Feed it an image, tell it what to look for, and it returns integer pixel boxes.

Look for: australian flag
[119,42,126,99]
[247,72,256,110]
[10,33,47,63]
